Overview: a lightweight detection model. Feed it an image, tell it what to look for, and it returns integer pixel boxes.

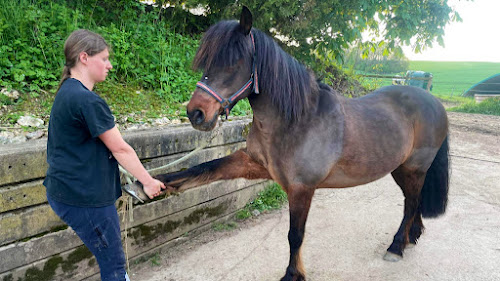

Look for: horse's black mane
[193,21,315,122]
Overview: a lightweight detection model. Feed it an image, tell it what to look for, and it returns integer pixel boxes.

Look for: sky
[402,0,500,62]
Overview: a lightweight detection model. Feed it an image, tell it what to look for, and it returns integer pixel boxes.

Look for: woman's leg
[47,193,127,281]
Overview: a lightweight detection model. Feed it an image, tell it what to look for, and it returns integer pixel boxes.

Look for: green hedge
[0,0,200,102]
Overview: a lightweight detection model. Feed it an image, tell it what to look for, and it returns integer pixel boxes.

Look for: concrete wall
[0,119,269,281]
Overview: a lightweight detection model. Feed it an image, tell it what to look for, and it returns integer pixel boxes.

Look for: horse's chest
[248,136,332,187]
[247,117,344,187]
[246,132,284,183]
[246,133,272,168]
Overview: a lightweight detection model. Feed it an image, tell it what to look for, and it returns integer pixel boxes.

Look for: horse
[153,7,450,281]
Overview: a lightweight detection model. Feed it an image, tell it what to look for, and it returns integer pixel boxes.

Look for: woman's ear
[239,6,253,35]
[79,51,89,65]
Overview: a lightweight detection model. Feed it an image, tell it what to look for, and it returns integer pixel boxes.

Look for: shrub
[0,0,200,102]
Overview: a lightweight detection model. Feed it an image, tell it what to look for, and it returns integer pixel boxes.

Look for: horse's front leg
[281,185,315,281]
[156,148,271,192]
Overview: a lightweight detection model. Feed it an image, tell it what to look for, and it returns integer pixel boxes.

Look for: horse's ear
[239,6,253,35]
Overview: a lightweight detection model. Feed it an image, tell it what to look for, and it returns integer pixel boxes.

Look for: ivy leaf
[14,73,25,82]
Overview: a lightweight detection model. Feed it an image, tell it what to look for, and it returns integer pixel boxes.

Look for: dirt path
[131,112,500,281]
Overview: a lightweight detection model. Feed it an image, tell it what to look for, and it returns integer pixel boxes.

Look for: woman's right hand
[142,179,166,199]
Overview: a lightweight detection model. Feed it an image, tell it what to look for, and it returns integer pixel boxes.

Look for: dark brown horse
[153,7,449,281]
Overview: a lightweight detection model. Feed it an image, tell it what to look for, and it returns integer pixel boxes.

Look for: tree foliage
[344,47,410,74]
[180,0,460,63]
[0,0,460,96]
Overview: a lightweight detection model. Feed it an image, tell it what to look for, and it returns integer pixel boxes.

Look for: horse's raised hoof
[122,181,149,203]
[383,251,403,262]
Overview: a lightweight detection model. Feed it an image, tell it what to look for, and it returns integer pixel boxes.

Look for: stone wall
[0,119,269,281]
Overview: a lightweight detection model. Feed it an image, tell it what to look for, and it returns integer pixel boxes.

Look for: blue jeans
[47,193,128,281]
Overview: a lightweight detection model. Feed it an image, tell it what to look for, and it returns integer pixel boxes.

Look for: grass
[212,221,239,232]
[448,97,500,116]
[150,252,161,266]
[96,82,190,121]
[235,183,288,220]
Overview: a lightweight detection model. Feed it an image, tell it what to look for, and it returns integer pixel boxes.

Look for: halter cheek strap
[196,31,259,120]
[250,32,259,95]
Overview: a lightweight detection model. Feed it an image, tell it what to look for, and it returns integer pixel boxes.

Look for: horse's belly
[318,166,394,188]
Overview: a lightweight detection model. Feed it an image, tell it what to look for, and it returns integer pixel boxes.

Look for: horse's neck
[245,86,346,186]
[247,86,342,130]
[248,93,280,123]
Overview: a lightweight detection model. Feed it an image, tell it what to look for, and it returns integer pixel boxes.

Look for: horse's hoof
[280,277,305,281]
[383,251,402,262]
[280,272,306,281]
[122,182,149,203]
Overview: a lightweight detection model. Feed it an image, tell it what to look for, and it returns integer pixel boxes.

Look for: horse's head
[187,7,257,131]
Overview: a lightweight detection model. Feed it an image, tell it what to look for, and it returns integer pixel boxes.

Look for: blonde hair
[58,29,110,90]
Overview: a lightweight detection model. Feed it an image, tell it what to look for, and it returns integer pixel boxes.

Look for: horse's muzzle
[187,108,218,131]
[188,109,205,126]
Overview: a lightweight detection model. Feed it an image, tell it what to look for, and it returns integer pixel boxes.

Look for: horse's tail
[420,135,450,218]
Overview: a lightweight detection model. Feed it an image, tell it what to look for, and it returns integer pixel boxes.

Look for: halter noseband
[195,31,259,120]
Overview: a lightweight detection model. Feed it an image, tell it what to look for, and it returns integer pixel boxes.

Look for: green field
[408,61,500,97]
[358,61,500,104]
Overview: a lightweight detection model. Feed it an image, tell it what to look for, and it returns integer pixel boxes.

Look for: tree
[179,0,461,63]
[344,47,410,74]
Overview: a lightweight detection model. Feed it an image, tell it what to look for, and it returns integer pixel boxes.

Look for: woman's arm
[99,126,165,198]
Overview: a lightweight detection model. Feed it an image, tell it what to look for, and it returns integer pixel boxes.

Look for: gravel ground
[447,112,500,136]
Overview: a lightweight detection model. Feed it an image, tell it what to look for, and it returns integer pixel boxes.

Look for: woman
[43,29,165,281]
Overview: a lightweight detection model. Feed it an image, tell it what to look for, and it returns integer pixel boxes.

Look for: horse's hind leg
[384,166,426,261]
[408,209,424,246]
[281,185,315,281]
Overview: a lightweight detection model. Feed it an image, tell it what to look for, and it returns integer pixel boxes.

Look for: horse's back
[352,85,448,138]
[368,85,446,123]
[323,85,448,188]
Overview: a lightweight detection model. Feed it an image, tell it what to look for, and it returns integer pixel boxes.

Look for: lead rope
[118,196,133,273]
[119,121,223,190]
[118,121,223,272]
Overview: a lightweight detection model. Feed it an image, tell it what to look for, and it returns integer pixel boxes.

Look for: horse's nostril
[189,109,205,125]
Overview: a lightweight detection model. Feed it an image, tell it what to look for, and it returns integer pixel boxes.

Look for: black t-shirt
[44,78,121,207]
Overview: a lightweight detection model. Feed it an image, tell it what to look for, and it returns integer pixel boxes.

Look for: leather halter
[195,31,259,119]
